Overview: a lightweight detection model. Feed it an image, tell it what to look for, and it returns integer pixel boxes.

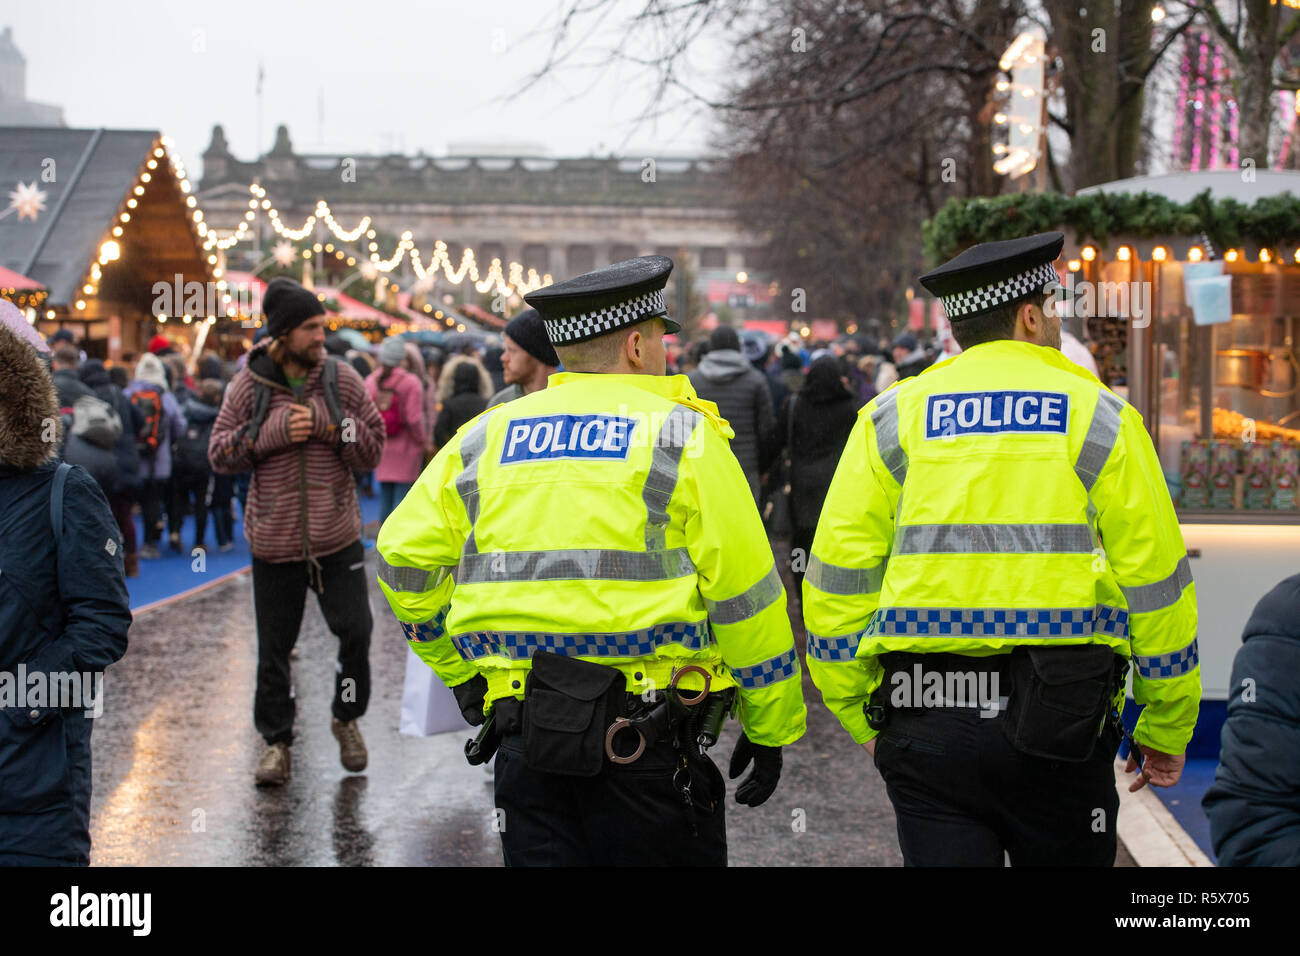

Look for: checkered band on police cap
[542,288,668,345]
[939,261,1059,320]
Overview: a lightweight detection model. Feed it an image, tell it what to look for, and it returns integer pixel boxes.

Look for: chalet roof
[0,127,209,308]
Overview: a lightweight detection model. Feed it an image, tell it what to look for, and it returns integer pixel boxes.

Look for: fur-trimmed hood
[0,326,60,470]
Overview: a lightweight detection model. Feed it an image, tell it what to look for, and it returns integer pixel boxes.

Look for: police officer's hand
[863,738,877,758]
[452,674,488,726]
[729,732,782,806]
[1125,746,1185,791]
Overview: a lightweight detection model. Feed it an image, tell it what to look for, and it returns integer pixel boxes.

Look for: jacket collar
[247,341,324,393]
[547,371,734,438]
[927,339,1104,386]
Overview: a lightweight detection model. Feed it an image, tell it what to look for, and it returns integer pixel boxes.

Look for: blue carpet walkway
[127,494,382,612]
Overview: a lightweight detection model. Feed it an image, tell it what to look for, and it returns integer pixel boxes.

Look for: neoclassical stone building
[197,124,765,320]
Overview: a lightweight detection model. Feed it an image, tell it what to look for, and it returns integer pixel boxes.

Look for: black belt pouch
[523,651,625,776]
[1002,645,1116,762]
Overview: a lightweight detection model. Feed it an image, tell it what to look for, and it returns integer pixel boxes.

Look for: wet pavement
[88,546,903,866]
[88,545,1134,866]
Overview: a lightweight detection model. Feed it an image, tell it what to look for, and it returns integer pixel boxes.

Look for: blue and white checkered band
[542,289,668,345]
[941,261,1060,320]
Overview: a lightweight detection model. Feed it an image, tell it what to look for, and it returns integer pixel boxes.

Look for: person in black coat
[1202,574,1300,865]
[771,355,858,591]
[79,359,143,575]
[435,359,489,448]
[0,320,131,866]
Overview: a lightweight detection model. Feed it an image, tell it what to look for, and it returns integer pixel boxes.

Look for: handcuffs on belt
[603,664,712,765]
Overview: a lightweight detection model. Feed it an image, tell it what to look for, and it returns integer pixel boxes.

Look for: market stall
[1070,173,1300,753]
[925,172,1300,754]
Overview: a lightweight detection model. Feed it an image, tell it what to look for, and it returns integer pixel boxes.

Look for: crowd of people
[44,303,937,582]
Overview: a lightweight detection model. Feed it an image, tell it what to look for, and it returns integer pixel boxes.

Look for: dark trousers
[210,474,234,546]
[251,540,372,746]
[107,492,136,559]
[170,474,210,547]
[493,732,727,866]
[138,478,165,545]
[874,668,1121,867]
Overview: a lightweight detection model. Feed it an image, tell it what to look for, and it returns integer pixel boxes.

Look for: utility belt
[866,646,1130,763]
[466,652,736,774]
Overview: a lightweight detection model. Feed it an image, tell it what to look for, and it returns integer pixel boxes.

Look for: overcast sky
[8,0,725,176]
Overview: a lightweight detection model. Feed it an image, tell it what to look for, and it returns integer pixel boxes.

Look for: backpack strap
[321,357,344,428]
[50,461,72,541]
[244,379,273,445]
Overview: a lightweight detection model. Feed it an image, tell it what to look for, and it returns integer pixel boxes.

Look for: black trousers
[251,540,372,745]
[138,478,165,545]
[493,731,727,866]
[170,474,210,546]
[209,474,235,546]
[875,691,1122,867]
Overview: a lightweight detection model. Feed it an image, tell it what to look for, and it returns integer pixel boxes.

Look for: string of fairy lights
[200,182,553,297]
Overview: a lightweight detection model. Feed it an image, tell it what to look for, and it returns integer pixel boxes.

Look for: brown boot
[255,742,291,786]
[331,718,368,772]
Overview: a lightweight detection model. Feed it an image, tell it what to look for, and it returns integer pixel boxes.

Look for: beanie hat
[147,333,173,354]
[378,336,406,368]
[709,325,741,352]
[263,277,326,339]
[891,332,919,353]
[504,309,559,367]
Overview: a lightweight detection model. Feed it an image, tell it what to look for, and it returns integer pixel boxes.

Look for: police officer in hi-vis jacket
[804,232,1199,866]
[376,256,806,866]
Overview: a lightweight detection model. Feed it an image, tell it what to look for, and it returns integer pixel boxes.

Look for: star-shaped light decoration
[359,260,379,281]
[7,181,47,221]
[272,239,297,267]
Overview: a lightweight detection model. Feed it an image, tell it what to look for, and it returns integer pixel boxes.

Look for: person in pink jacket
[366,337,427,523]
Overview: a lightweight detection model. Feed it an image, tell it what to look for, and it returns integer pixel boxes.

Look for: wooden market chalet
[0,126,213,360]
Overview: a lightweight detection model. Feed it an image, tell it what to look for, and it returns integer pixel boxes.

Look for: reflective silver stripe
[377,556,441,593]
[1133,638,1199,679]
[806,554,888,596]
[1075,388,1124,491]
[643,405,701,551]
[871,389,908,486]
[455,411,496,556]
[806,630,864,662]
[706,564,783,625]
[1122,556,1194,614]
[894,523,1094,555]
[457,547,695,584]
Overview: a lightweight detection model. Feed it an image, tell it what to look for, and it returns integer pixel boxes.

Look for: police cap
[524,255,680,346]
[919,232,1064,322]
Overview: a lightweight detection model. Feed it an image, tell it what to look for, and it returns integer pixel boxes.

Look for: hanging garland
[922,189,1300,264]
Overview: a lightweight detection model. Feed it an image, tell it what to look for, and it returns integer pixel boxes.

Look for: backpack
[173,415,215,480]
[131,387,165,455]
[374,372,404,437]
[246,357,345,446]
[68,394,122,450]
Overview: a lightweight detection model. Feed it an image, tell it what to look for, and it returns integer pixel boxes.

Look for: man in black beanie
[489,308,560,406]
[209,277,386,786]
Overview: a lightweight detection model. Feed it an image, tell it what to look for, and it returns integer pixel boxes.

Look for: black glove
[451,674,488,726]
[728,732,782,807]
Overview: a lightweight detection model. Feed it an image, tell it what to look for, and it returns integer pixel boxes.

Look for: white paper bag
[399,645,472,737]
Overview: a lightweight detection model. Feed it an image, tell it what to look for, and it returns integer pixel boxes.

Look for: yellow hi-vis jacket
[804,339,1199,755]
[376,371,807,748]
